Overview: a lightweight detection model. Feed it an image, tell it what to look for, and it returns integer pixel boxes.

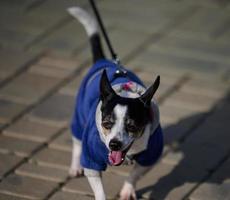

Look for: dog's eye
[126,124,138,133]
[127,125,144,138]
[102,121,114,129]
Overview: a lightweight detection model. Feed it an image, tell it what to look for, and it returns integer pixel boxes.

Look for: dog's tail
[67,7,105,62]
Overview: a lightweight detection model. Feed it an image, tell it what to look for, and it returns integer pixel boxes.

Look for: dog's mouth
[108,141,133,166]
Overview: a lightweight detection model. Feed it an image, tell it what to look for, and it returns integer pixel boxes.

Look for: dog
[67,7,163,200]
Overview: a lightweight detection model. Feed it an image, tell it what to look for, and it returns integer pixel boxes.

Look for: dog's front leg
[85,169,106,200]
[69,137,83,177]
[120,163,152,200]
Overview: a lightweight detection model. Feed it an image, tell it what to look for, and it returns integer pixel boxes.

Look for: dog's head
[98,70,160,166]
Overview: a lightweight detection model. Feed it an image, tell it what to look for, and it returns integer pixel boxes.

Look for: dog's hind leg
[68,7,105,63]
[120,163,152,200]
[69,137,83,177]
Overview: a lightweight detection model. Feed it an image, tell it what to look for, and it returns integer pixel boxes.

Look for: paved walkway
[0,0,230,199]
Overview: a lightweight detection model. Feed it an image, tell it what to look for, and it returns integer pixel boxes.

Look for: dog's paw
[69,166,84,177]
[119,181,137,200]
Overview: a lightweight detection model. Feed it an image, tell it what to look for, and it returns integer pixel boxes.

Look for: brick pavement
[0,0,230,199]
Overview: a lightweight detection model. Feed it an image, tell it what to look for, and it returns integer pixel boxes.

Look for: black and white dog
[68,7,163,200]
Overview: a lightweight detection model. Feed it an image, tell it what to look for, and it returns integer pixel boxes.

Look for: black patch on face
[101,95,152,137]
[99,69,159,135]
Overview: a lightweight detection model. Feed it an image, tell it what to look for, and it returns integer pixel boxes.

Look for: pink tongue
[109,151,123,166]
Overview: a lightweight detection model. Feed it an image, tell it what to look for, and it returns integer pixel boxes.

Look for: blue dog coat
[71,59,163,171]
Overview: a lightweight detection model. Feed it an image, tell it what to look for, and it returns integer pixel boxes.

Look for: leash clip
[114,69,127,78]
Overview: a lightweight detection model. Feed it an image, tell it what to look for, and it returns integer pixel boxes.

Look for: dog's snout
[109,139,122,151]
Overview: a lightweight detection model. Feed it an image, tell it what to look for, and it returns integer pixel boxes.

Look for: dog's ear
[139,75,160,106]
[100,70,117,102]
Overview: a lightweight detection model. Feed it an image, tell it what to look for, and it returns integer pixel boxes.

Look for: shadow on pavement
[137,92,230,199]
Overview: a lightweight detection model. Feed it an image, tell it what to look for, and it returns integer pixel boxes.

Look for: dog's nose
[109,139,122,151]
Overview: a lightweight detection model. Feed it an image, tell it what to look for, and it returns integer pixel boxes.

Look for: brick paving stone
[0,99,26,124]
[0,13,42,36]
[59,68,88,96]
[0,1,83,50]
[0,193,28,200]
[136,162,168,195]
[30,148,70,170]
[108,165,133,176]
[49,129,72,152]
[149,35,230,64]
[153,99,230,200]
[0,49,36,81]
[135,70,182,85]
[49,191,92,200]
[31,20,88,55]
[161,117,182,130]
[63,172,126,198]
[162,144,226,171]
[160,115,178,128]
[145,48,229,74]
[16,162,68,183]
[104,29,151,60]
[37,55,80,70]
[3,117,61,142]
[28,64,73,79]
[183,0,230,8]
[134,94,230,200]
[222,69,230,83]
[0,3,66,35]
[0,122,5,129]
[154,83,173,101]
[190,157,230,200]
[62,176,92,195]
[0,29,37,50]
[0,174,57,200]
[160,104,200,122]
[168,28,213,43]
[162,90,219,112]
[0,135,41,157]
[136,160,205,200]
[217,27,230,44]
[180,78,227,99]
[0,72,60,105]
[132,69,186,101]
[29,93,75,127]
[100,0,190,34]
[162,112,204,145]
[0,154,22,179]
[135,70,181,96]
[0,3,22,22]
[103,172,126,198]
[100,8,168,35]
[128,57,187,77]
[207,158,230,183]
[99,0,159,14]
[70,46,92,64]
[182,99,230,153]
[185,75,227,90]
[175,7,230,37]
[29,0,86,21]
[190,182,230,200]
[0,0,32,9]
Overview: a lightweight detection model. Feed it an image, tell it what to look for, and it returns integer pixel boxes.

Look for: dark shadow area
[137,92,230,200]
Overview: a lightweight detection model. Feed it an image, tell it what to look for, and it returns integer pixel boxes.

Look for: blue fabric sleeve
[79,105,108,171]
[134,125,163,166]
